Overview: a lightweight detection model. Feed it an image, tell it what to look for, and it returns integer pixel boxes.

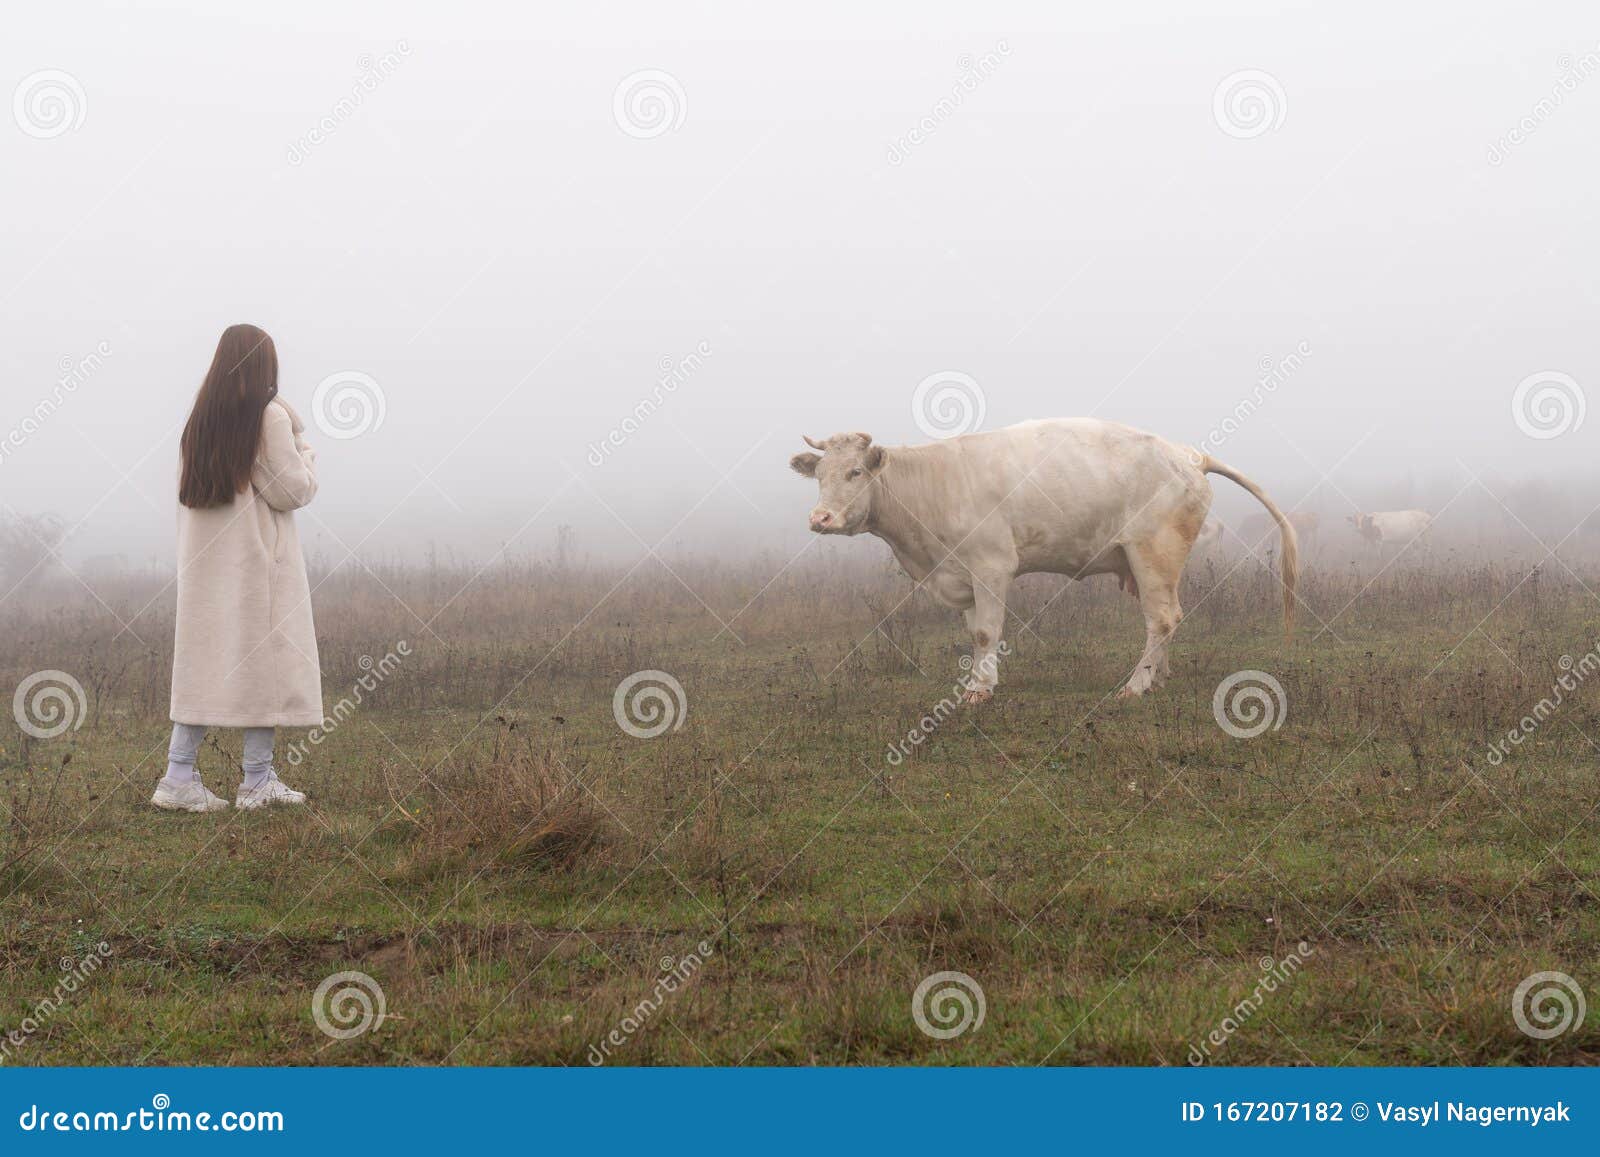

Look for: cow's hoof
[1116,685,1144,701]
[961,688,994,705]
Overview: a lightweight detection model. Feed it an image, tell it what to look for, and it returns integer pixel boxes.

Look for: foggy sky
[3,2,1598,569]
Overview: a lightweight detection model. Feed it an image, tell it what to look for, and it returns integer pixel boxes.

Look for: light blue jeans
[169,723,275,778]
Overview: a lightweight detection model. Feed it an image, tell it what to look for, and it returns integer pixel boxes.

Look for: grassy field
[2,543,1598,1065]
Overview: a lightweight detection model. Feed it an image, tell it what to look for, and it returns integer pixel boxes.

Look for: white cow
[790,420,1298,701]
[1348,510,1432,546]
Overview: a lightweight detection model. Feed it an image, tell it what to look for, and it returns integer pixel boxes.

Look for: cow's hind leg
[1116,533,1188,699]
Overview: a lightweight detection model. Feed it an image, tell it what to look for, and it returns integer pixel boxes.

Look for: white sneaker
[235,773,307,810]
[150,778,230,813]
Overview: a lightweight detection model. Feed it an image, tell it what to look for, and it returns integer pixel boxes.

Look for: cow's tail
[1200,454,1298,638]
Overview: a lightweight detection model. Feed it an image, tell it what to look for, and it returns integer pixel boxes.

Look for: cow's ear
[790,452,821,478]
[865,445,885,471]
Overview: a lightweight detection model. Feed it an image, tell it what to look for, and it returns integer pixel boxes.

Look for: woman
[153,323,322,812]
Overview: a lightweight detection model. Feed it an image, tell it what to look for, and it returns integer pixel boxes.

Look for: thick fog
[3,2,1598,573]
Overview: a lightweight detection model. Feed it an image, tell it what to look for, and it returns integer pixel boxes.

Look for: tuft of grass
[2,746,73,884]
[390,724,612,879]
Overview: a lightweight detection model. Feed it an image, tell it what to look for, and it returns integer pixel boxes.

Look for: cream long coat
[170,397,323,727]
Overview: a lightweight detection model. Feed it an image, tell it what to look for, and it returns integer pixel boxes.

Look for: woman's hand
[254,402,319,511]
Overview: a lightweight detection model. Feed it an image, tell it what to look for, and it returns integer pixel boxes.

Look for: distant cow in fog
[1348,509,1432,546]
[789,419,1298,702]
[1242,509,1320,556]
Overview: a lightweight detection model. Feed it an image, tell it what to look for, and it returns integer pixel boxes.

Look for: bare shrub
[390,724,611,878]
[0,511,65,591]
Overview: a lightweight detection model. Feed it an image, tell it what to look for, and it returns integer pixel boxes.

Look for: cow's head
[789,432,884,535]
[1347,513,1377,540]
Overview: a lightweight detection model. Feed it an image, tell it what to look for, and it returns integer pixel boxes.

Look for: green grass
[1,553,1597,1064]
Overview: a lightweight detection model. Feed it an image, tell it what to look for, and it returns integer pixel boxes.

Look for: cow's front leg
[960,577,1008,704]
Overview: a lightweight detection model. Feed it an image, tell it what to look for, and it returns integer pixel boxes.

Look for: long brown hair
[179,324,279,508]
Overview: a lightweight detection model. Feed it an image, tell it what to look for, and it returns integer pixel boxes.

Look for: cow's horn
[803,435,826,451]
